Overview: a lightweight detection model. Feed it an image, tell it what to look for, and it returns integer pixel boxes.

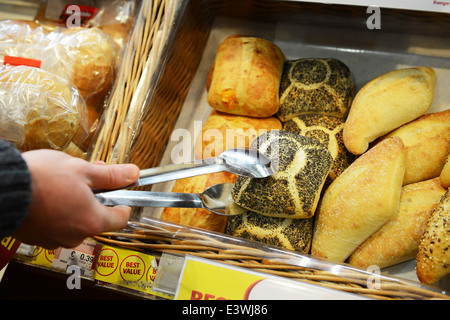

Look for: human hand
[14,149,140,249]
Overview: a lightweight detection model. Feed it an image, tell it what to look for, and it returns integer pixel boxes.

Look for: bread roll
[194,111,281,160]
[0,65,87,151]
[379,109,450,185]
[278,58,354,121]
[441,154,450,188]
[60,27,117,108]
[343,67,436,155]
[206,35,285,117]
[73,104,100,152]
[348,178,446,269]
[232,131,333,219]
[226,211,313,253]
[161,172,237,233]
[311,137,406,263]
[417,190,450,284]
[283,114,356,181]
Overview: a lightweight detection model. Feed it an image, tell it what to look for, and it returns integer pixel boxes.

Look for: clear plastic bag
[0,20,118,110]
[0,64,89,151]
[41,0,137,58]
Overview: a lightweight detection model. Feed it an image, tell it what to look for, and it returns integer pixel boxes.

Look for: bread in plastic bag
[91,0,137,52]
[0,64,88,151]
[0,20,118,109]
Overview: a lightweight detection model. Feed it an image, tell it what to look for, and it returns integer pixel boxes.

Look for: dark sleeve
[0,139,32,238]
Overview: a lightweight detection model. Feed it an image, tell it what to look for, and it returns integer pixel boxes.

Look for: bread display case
[2,0,450,300]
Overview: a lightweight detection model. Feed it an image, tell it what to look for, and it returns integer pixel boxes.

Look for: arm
[0,139,32,239]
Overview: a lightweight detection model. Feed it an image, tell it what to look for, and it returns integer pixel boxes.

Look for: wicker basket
[89,0,450,299]
[88,0,211,168]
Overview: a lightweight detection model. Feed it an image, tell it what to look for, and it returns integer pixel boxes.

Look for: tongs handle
[92,159,225,194]
[135,160,224,187]
[95,190,204,209]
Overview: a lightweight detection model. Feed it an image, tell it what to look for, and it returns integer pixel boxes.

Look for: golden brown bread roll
[311,137,406,263]
[0,65,87,151]
[416,189,450,284]
[283,114,356,181]
[161,172,237,233]
[206,35,285,117]
[343,67,436,155]
[348,178,446,269]
[194,111,282,160]
[379,109,450,185]
[441,154,450,188]
[232,131,333,219]
[277,58,354,121]
[226,211,313,253]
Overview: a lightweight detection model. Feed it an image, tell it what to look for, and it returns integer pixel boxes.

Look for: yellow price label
[14,246,56,268]
[176,257,265,300]
[94,245,172,299]
[176,256,368,300]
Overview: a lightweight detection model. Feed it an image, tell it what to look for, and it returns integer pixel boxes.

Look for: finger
[102,205,132,232]
[86,163,140,189]
[92,205,132,235]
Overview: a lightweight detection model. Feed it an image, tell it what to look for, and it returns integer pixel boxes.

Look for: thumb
[86,163,140,190]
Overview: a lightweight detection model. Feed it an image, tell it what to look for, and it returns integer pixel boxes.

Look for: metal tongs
[95,148,275,216]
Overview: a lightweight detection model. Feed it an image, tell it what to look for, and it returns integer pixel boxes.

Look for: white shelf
[279,0,450,13]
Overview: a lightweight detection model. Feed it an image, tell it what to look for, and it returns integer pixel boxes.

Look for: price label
[52,239,99,278]
[14,246,56,268]
[175,256,369,300]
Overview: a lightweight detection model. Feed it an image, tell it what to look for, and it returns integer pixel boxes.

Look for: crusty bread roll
[161,172,237,233]
[226,211,313,253]
[379,109,450,185]
[278,58,354,121]
[441,154,450,188]
[206,35,285,117]
[311,137,406,263]
[416,189,450,284]
[348,178,446,269]
[0,65,87,151]
[343,67,436,155]
[283,114,356,181]
[194,111,281,160]
[232,131,333,219]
